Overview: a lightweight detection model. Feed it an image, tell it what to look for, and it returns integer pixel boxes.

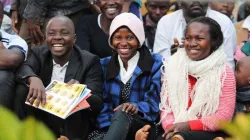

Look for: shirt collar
[106,46,154,80]
[53,60,69,68]
[118,51,140,71]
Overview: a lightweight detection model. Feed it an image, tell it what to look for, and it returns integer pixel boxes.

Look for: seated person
[210,0,236,23]
[235,57,250,113]
[0,1,28,109]
[143,0,170,51]
[89,13,162,140]
[136,17,236,140]
[14,16,103,140]
[76,0,125,58]
[154,0,236,70]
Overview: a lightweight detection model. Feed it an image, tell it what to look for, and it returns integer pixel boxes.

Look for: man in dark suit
[14,15,103,140]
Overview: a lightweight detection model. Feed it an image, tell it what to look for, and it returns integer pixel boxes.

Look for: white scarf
[159,47,227,123]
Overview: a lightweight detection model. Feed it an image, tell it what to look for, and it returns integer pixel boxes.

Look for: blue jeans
[0,70,15,109]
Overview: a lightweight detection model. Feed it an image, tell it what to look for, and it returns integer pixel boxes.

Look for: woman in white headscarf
[88,13,163,140]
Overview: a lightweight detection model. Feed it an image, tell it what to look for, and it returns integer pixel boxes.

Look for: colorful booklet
[25,80,91,119]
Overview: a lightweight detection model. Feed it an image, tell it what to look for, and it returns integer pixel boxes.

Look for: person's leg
[172,131,228,140]
[103,108,149,140]
[0,70,15,109]
[41,109,92,140]
[135,125,151,140]
[64,110,92,140]
[14,83,38,119]
[103,108,132,140]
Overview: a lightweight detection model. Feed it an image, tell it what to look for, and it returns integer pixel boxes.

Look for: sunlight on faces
[112,27,139,62]
[97,0,124,20]
[46,17,76,58]
[184,22,213,61]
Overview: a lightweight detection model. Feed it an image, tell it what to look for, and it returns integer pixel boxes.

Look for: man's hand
[27,20,44,45]
[0,41,5,49]
[26,77,46,108]
[171,38,185,55]
[66,79,80,86]
[11,10,19,33]
[113,103,138,115]
[162,122,190,139]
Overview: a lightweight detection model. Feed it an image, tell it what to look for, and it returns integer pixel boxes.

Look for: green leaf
[0,106,55,140]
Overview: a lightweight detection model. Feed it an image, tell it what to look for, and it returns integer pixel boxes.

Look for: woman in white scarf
[136,17,236,140]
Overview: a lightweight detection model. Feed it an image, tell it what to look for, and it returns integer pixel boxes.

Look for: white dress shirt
[242,15,250,31]
[118,52,140,84]
[51,60,69,82]
[153,9,237,70]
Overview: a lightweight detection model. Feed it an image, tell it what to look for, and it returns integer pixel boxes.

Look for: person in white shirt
[153,0,236,70]
[0,1,28,109]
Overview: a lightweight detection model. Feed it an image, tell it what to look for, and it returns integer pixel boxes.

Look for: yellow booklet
[26,80,91,119]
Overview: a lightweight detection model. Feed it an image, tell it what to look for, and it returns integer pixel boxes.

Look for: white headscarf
[108,13,145,49]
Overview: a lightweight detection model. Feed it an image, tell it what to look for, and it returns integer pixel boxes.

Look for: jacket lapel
[64,47,81,83]
[41,50,53,87]
[106,53,120,81]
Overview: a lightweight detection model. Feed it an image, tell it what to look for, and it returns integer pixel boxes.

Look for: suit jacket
[235,20,249,45]
[16,45,104,113]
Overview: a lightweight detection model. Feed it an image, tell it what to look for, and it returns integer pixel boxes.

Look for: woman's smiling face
[184,22,213,61]
[112,27,139,62]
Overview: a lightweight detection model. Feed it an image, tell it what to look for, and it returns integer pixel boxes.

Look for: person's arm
[222,21,237,71]
[0,34,28,69]
[97,84,115,129]
[10,0,19,33]
[0,44,24,69]
[153,18,172,58]
[82,56,104,114]
[75,16,91,51]
[129,57,162,122]
[23,0,48,44]
[96,58,115,129]
[16,48,41,84]
[197,66,236,131]
[16,48,46,107]
[88,0,101,14]
[167,66,236,132]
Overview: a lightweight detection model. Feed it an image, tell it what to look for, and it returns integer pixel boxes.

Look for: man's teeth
[106,8,116,14]
[53,44,63,47]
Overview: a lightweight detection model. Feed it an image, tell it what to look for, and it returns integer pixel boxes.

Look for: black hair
[184,17,224,52]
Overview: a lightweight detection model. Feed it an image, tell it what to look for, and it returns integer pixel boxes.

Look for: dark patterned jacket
[23,0,89,25]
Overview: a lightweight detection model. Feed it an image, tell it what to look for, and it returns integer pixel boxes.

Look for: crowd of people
[0,0,250,140]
